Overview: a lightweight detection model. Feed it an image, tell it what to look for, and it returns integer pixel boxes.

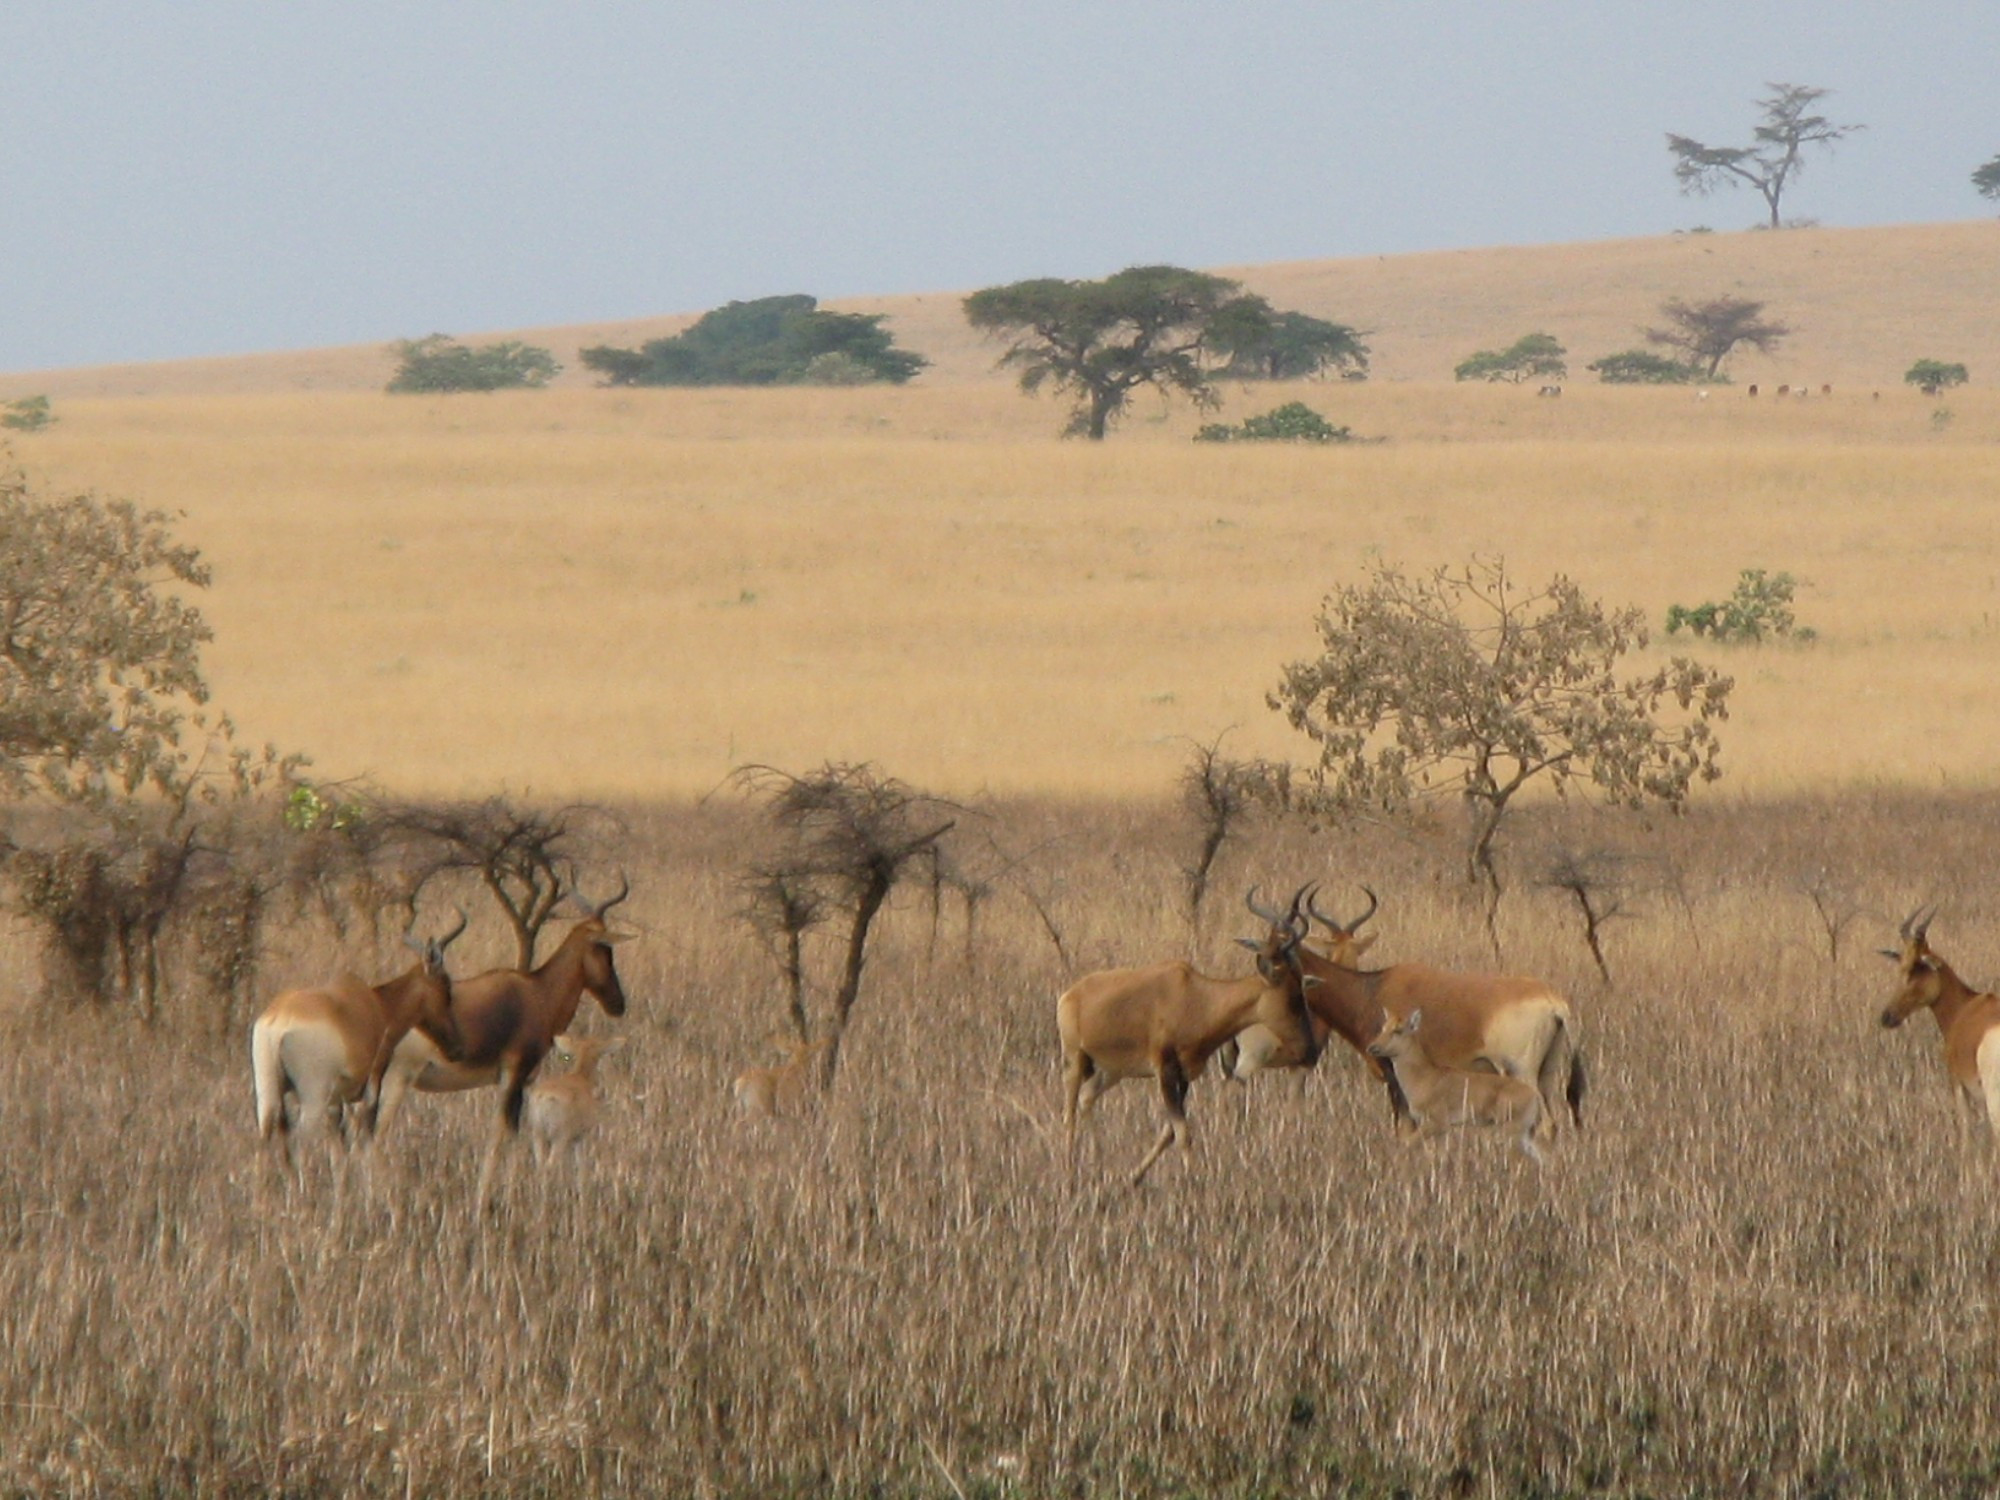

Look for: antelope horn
[570,869,632,920]
[1244,885,1286,927]
[1344,885,1379,933]
[436,905,470,952]
[1899,904,1936,943]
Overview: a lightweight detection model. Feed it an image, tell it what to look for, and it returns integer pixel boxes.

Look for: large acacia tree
[1667,83,1862,230]
[1270,558,1733,925]
[964,266,1263,439]
[1645,296,1788,380]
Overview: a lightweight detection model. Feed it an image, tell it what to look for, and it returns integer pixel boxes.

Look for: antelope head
[1236,884,1324,1067]
[1879,905,1942,1029]
[1366,1008,1422,1063]
[567,871,633,1017]
[402,906,469,1053]
[1305,884,1379,966]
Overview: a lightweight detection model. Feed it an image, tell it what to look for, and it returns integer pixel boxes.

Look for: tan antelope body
[732,1038,830,1118]
[1231,887,1583,1138]
[1059,888,1322,1185]
[1880,907,2000,1151]
[523,1034,615,1163]
[1368,1008,1546,1162]
[249,913,466,1164]
[373,877,632,1171]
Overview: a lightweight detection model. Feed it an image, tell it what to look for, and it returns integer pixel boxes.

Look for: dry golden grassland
[12,377,2000,803]
[4,796,2000,1496]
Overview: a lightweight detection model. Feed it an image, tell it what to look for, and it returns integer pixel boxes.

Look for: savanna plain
[7,226,2000,1496]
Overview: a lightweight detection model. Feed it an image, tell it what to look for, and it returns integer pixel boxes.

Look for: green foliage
[1905,359,1969,394]
[964,265,1256,439]
[1454,332,1567,384]
[1195,402,1355,444]
[283,780,365,834]
[386,335,560,393]
[1271,557,1733,893]
[1666,568,1815,644]
[1973,154,2000,202]
[1644,296,1788,378]
[1587,349,1703,385]
[578,295,927,388]
[1,396,54,431]
[1207,305,1370,381]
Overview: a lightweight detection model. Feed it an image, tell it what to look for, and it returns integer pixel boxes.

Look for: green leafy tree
[1667,83,1863,229]
[1270,558,1733,922]
[1454,333,1568,384]
[386,335,560,393]
[579,295,926,387]
[1645,296,1787,379]
[1667,569,1815,643]
[1,396,54,432]
[1972,154,2000,203]
[963,265,1259,439]
[1587,350,1703,385]
[1905,359,1969,395]
[1207,304,1370,381]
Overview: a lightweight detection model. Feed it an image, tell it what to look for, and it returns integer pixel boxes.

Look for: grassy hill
[10,220,1999,398]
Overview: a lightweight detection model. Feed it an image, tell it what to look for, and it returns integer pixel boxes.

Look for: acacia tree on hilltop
[1269,558,1733,939]
[1645,296,1788,380]
[1974,154,2000,206]
[964,266,1260,439]
[1667,83,1862,229]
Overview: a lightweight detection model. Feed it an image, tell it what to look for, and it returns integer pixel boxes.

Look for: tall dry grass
[5,792,2000,1495]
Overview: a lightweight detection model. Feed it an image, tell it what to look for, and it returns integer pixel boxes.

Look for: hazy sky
[3,2,1995,371]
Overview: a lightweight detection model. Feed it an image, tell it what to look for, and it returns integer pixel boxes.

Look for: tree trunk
[783,928,809,1043]
[823,867,893,1081]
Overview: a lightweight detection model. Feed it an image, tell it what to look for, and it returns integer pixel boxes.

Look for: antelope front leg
[1131,1054,1190,1186]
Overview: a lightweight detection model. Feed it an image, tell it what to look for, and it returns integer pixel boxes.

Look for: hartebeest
[1058,887,1323,1185]
[1879,907,2000,1151]
[1229,886,1584,1138]
[1368,1009,1546,1163]
[249,910,468,1165]
[523,1034,616,1164]
[372,875,633,1188]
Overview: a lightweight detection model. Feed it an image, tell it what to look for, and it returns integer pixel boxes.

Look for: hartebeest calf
[1367,1009,1546,1163]
[1229,886,1584,1139]
[732,1037,830,1119]
[1059,887,1322,1185]
[373,876,633,1198]
[523,1034,616,1164]
[250,910,467,1166]
[1879,906,2000,1151]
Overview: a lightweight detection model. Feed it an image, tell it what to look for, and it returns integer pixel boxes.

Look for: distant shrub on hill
[1587,350,1704,385]
[1667,568,1814,644]
[579,295,927,387]
[1,395,54,431]
[1195,401,1357,444]
[387,335,560,393]
[1454,332,1567,384]
[1905,359,1968,395]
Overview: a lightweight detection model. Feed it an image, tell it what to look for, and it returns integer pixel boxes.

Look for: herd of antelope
[249,867,2000,1189]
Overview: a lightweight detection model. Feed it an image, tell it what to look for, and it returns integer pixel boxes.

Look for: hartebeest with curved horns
[1879,906,2000,1152]
[372,874,633,1192]
[1059,886,1323,1185]
[250,909,468,1166]
[1230,885,1584,1138]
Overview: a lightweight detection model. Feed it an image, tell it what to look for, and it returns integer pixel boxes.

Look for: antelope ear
[1877,948,1903,962]
[1404,1009,1423,1031]
[597,928,637,945]
[1351,934,1377,956]
[1234,937,1261,952]
[1301,974,1324,991]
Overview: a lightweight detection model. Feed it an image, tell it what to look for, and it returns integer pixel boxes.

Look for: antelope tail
[1566,1046,1587,1131]
[251,1017,289,1139]
[1538,1018,1586,1132]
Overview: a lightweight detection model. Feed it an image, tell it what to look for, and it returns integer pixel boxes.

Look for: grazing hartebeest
[250,910,467,1165]
[1879,907,2000,1152]
[1367,1009,1546,1163]
[523,1034,616,1164]
[372,875,633,1178]
[732,1037,831,1119]
[1229,886,1584,1138]
[1058,887,1323,1185]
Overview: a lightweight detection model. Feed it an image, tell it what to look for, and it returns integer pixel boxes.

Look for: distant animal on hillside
[1535,384,1562,398]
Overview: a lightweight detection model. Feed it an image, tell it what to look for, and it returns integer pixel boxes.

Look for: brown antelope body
[1059,888,1322,1185]
[373,877,632,1178]
[1880,907,2000,1149]
[732,1037,830,1119]
[249,912,466,1164]
[523,1034,616,1164]
[1367,1009,1546,1163]
[1231,887,1583,1138]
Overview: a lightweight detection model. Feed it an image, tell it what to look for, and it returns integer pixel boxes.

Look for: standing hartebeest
[1058,887,1323,1185]
[250,910,468,1166]
[372,875,633,1197]
[1879,906,2000,1152]
[1367,1009,1546,1163]
[1229,885,1584,1138]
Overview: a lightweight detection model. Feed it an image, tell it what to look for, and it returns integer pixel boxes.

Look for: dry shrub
[3,793,2000,1495]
